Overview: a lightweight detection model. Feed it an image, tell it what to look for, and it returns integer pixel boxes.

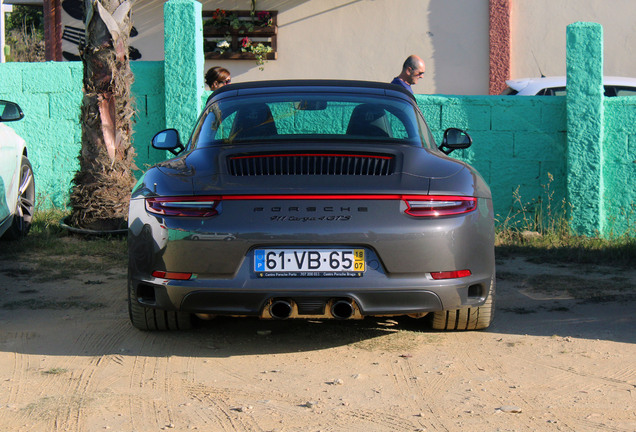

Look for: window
[191,94,431,149]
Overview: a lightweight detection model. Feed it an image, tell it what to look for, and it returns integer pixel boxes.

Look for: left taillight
[145,196,221,217]
[403,195,477,217]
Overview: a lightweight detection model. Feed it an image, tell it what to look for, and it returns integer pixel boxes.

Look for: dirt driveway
[0,253,635,432]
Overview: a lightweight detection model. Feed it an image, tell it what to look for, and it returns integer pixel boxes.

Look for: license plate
[254,249,365,277]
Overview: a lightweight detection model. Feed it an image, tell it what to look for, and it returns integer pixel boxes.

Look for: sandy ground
[0,254,635,432]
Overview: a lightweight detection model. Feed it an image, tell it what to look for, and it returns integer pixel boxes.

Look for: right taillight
[145,196,221,217]
[403,195,477,217]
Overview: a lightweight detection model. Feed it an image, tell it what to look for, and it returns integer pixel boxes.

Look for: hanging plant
[240,36,273,70]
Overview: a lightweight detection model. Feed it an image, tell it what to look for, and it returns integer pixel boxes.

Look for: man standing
[391,55,426,93]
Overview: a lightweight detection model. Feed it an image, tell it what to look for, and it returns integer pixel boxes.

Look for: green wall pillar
[566,22,604,237]
[164,0,204,140]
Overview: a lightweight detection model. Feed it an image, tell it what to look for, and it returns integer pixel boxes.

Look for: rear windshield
[189,93,435,149]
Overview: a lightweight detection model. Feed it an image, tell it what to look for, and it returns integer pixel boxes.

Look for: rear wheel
[3,155,35,240]
[128,280,193,331]
[431,275,495,331]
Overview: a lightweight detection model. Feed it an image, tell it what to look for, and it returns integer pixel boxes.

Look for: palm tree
[68,0,136,231]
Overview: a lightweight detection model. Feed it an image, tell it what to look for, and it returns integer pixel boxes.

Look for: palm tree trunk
[69,0,136,230]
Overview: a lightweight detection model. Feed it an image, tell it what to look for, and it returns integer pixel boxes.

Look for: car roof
[505,76,636,95]
[210,79,416,101]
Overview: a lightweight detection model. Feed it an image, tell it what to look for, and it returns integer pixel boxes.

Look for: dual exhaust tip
[269,299,355,320]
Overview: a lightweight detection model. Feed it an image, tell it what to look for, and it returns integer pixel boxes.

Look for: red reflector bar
[230,153,393,160]
[152,271,194,280]
[430,270,472,280]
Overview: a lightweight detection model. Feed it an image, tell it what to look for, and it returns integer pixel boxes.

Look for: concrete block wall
[603,97,636,235]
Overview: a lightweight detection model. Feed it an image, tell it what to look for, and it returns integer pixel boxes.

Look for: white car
[501,76,636,96]
[0,100,35,239]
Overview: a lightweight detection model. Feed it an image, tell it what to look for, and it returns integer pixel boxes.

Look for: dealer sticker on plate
[254,249,365,277]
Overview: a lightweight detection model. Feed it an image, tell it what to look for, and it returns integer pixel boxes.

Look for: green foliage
[4,6,45,62]
[5,27,45,62]
[240,38,273,70]
[5,5,43,35]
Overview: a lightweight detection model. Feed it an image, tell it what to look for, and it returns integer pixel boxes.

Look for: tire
[431,275,495,331]
[128,279,193,331]
[3,155,35,240]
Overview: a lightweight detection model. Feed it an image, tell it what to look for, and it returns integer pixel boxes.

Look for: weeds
[495,174,636,267]
[0,209,127,279]
[5,25,45,62]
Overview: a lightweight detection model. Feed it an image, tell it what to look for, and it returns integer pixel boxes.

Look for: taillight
[430,270,472,280]
[145,196,221,217]
[403,196,477,217]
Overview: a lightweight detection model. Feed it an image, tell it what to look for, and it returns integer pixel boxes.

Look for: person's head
[205,66,231,90]
[398,55,426,86]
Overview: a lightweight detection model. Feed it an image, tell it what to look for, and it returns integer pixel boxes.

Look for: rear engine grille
[228,153,395,176]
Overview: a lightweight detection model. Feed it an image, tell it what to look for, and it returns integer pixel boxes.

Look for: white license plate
[254,249,365,277]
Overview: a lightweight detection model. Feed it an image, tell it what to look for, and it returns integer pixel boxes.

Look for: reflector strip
[152,271,194,280]
[430,270,472,280]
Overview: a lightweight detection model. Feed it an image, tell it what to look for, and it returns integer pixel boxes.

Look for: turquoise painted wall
[164,0,204,139]
[603,97,636,235]
[566,22,605,237]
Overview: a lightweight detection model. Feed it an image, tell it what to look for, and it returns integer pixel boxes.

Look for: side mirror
[152,129,185,155]
[0,100,24,122]
[438,127,472,155]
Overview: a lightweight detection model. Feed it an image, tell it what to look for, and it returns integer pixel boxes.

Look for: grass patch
[0,209,127,279]
[496,238,636,268]
[495,174,636,267]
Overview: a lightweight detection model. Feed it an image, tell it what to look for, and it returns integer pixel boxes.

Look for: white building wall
[126,0,490,95]
[199,0,489,95]
[510,0,636,79]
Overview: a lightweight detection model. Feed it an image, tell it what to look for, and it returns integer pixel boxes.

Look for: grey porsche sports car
[128,80,495,331]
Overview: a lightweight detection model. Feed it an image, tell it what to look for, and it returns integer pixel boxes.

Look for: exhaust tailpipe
[269,299,293,319]
[331,299,354,320]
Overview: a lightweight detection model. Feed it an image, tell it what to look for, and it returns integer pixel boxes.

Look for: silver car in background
[128,80,495,331]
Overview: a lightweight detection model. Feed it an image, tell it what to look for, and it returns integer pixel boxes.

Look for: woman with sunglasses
[205,66,232,103]
[205,66,231,90]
